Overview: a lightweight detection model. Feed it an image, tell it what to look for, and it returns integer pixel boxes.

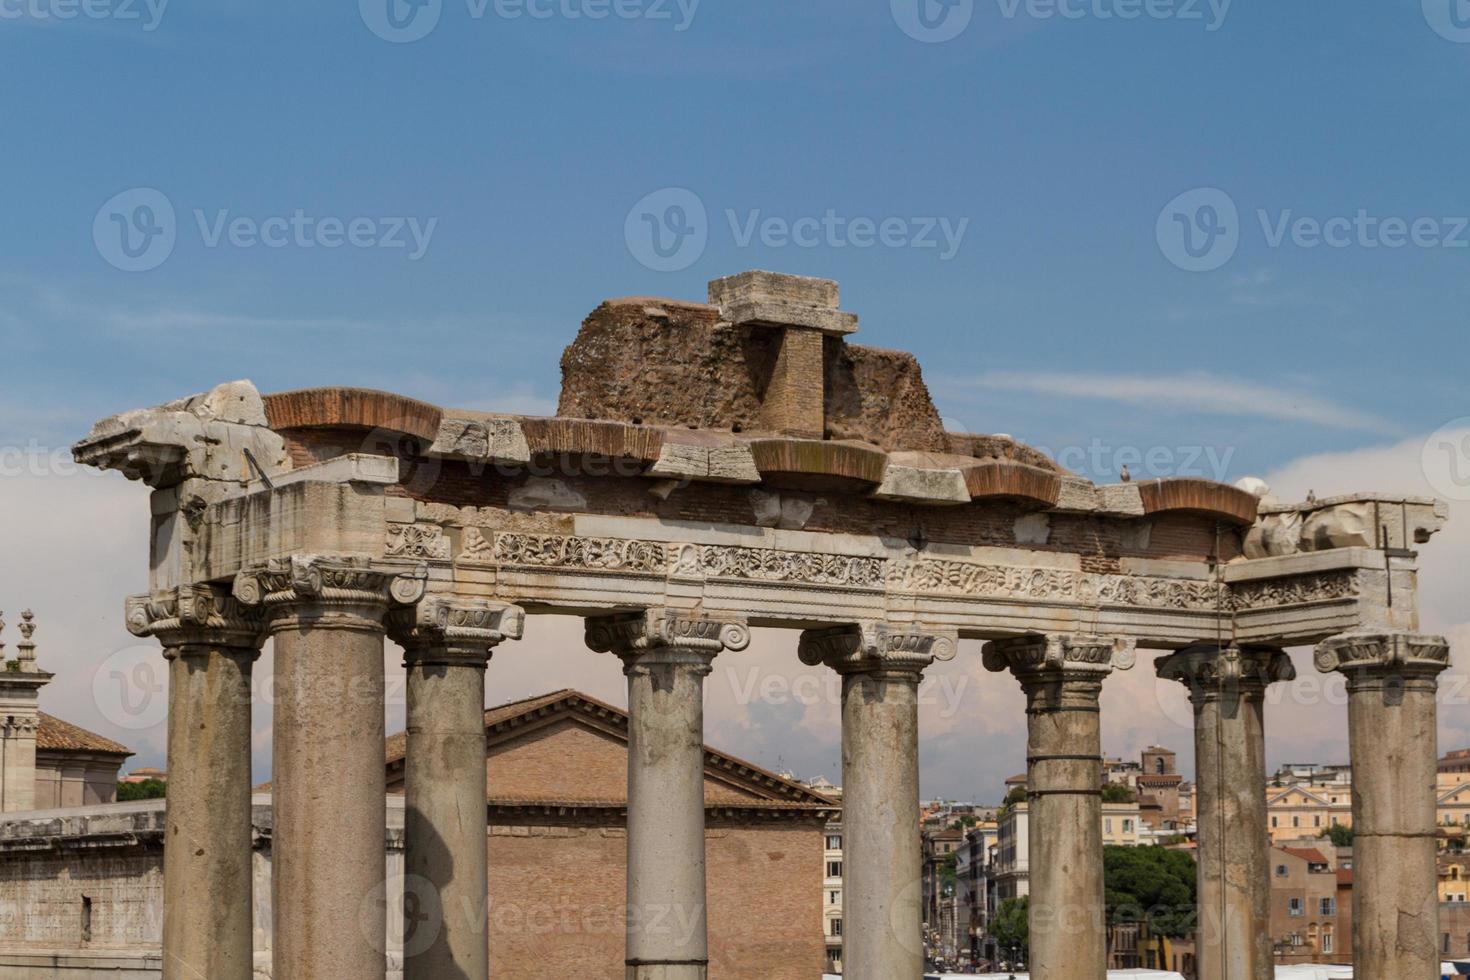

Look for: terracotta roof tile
[36,712,132,756]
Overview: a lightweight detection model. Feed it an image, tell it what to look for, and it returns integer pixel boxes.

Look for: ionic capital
[388,597,525,666]
[585,608,750,671]
[233,555,429,633]
[982,633,1134,685]
[126,584,265,651]
[1155,645,1295,704]
[797,622,957,677]
[1314,632,1450,682]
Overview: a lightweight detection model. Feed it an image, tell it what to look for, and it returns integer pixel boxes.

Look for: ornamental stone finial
[1154,645,1295,704]
[585,608,750,666]
[387,597,525,664]
[797,622,957,676]
[1314,632,1450,679]
[126,584,265,650]
[982,633,1134,681]
[16,610,36,669]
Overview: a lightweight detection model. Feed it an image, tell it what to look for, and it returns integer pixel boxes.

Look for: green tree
[116,779,166,801]
[1101,783,1137,804]
[998,785,1027,816]
[1104,845,1197,962]
[991,896,1029,958]
[1319,823,1353,847]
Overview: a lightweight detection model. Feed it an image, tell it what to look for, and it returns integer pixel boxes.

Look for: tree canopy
[1103,845,1197,938]
[991,896,1029,955]
[116,778,167,801]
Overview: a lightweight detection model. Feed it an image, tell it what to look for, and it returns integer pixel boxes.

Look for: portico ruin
[75,270,1453,980]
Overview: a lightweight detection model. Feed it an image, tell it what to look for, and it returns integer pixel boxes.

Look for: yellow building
[1102,801,1143,846]
[1267,784,1353,842]
[1437,774,1470,827]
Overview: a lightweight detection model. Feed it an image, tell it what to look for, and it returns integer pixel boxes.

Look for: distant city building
[1440,748,1470,775]
[1269,845,1350,965]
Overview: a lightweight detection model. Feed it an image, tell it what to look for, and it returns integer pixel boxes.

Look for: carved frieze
[693,545,885,587]
[493,533,666,573]
[386,523,451,560]
[1229,572,1359,611]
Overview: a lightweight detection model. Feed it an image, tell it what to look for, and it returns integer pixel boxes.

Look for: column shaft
[403,659,489,980]
[1025,681,1105,980]
[986,634,1130,980]
[237,557,428,980]
[1317,632,1449,980]
[1158,647,1290,980]
[126,588,262,980]
[841,670,923,980]
[800,621,955,980]
[625,653,710,980]
[587,609,749,980]
[162,646,257,980]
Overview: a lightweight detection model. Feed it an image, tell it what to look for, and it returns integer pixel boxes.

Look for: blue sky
[4,0,1470,797]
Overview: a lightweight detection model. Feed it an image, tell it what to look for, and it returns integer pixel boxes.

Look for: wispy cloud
[943,370,1399,435]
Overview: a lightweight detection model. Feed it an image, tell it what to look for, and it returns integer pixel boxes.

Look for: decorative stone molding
[1314,632,1450,679]
[125,584,265,650]
[584,608,750,667]
[982,634,1135,680]
[797,622,957,676]
[232,555,429,631]
[385,523,451,560]
[387,597,525,664]
[494,533,666,574]
[1154,645,1296,703]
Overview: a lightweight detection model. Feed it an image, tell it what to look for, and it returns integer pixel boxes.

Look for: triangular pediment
[385,690,835,809]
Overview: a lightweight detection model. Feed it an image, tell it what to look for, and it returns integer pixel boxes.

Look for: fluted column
[1156,645,1294,980]
[387,597,524,980]
[235,555,428,980]
[586,609,750,980]
[799,622,957,980]
[983,634,1134,980]
[126,585,264,980]
[1316,632,1450,979]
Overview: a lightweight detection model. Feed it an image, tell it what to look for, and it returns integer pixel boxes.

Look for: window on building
[1155,758,1166,775]
[831,919,842,937]
[828,861,842,878]
[81,897,92,944]
[1123,820,1134,834]
[1314,815,1322,827]
[1272,816,1279,828]
[1288,898,1303,916]
[1105,819,1113,833]
[1318,898,1335,916]
[827,835,842,850]
[1292,816,1301,828]
[1323,926,1334,954]
[1276,865,1289,877]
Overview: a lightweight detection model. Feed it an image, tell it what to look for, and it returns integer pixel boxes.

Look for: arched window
[1155,757,1166,775]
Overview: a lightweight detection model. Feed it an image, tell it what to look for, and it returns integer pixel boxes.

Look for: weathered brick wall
[487,819,825,980]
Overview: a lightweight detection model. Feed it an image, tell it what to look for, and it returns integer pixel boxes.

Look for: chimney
[708,271,858,440]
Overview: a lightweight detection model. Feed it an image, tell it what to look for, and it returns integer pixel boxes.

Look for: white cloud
[945,370,1399,435]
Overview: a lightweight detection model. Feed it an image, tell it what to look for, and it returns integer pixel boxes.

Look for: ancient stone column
[1156,645,1294,980]
[235,555,428,980]
[126,585,264,980]
[983,634,1133,980]
[799,622,957,980]
[1316,632,1450,979]
[387,597,524,980]
[586,609,751,980]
